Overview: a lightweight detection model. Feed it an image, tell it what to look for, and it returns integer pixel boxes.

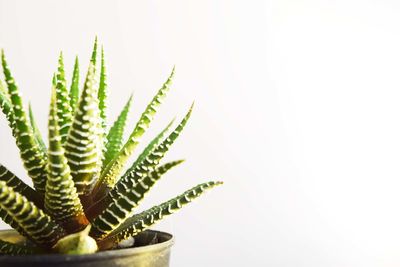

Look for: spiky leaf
[0,181,66,247]
[0,164,43,237]
[0,86,15,133]
[88,159,183,220]
[0,79,8,99]
[92,115,175,201]
[91,37,98,66]
[0,211,25,239]
[103,95,132,168]
[126,118,175,176]
[1,51,48,194]
[45,90,88,231]
[98,47,107,132]
[28,103,46,153]
[55,52,73,144]
[110,105,193,200]
[0,164,42,207]
[69,56,80,112]
[65,63,101,196]
[99,67,175,188]
[97,181,222,248]
[0,239,40,255]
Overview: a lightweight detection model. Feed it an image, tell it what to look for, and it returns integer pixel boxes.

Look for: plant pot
[0,229,174,267]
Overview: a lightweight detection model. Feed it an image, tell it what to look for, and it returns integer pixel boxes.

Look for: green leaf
[1,50,48,194]
[90,105,193,217]
[53,225,98,255]
[45,89,88,232]
[126,118,175,176]
[98,46,107,132]
[97,181,222,247]
[89,106,193,227]
[69,56,80,112]
[0,86,15,133]
[110,104,193,200]
[88,159,183,222]
[0,164,42,207]
[97,47,108,172]
[28,103,47,153]
[0,239,40,255]
[0,210,26,238]
[55,52,73,144]
[91,37,98,66]
[92,116,175,201]
[0,164,43,237]
[103,95,132,168]
[0,79,8,99]
[0,181,66,248]
[99,67,175,189]
[65,63,102,196]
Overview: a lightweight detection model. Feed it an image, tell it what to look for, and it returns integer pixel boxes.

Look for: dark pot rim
[0,229,174,263]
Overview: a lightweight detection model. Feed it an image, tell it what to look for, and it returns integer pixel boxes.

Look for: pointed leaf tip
[91,37,98,65]
[98,68,176,188]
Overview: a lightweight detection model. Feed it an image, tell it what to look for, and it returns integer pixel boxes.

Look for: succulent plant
[0,39,222,255]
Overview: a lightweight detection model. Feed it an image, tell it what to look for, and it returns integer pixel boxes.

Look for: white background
[1,0,400,266]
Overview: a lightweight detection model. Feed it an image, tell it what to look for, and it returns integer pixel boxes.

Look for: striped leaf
[65,63,101,196]
[0,239,40,255]
[0,164,43,237]
[1,51,48,194]
[98,67,175,189]
[0,79,8,99]
[126,118,175,176]
[0,86,15,134]
[92,117,175,201]
[0,164,42,207]
[88,159,183,220]
[45,90,88,231]
[97,181,222,247]
[55,52,73,144]
[0,181,66,247]
[28,103,47,153]
[69,56,80,112]
[90,160,186,239]
[91,37,98,65]
[109,104,193,200]
[97,47,108,172]
[103,95,132,168]
[98,46,108,132]
[0,210,26,239]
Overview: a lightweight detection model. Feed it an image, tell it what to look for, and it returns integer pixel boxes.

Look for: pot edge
[0,229,174,263]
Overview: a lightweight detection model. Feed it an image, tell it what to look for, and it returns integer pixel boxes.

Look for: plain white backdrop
[2,0,400,266]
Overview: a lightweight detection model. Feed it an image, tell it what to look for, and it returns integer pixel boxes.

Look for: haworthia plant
[0,239,38,255]
[45,89,88,232]
[0,181,66,247]
[90,159,185,238]
[54,52,73,144]
[97,67,175,190]
[98,46,108,133]
[97,181,222,250]
[97,47,108,172]
[0,39,222,255]
[28,103,47,153]
[1,51,48,195]
[65,62,102,198]
[103,95,132,168]
[70,56,80,112]
[0,88,14,134]
[0,164,42,207]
